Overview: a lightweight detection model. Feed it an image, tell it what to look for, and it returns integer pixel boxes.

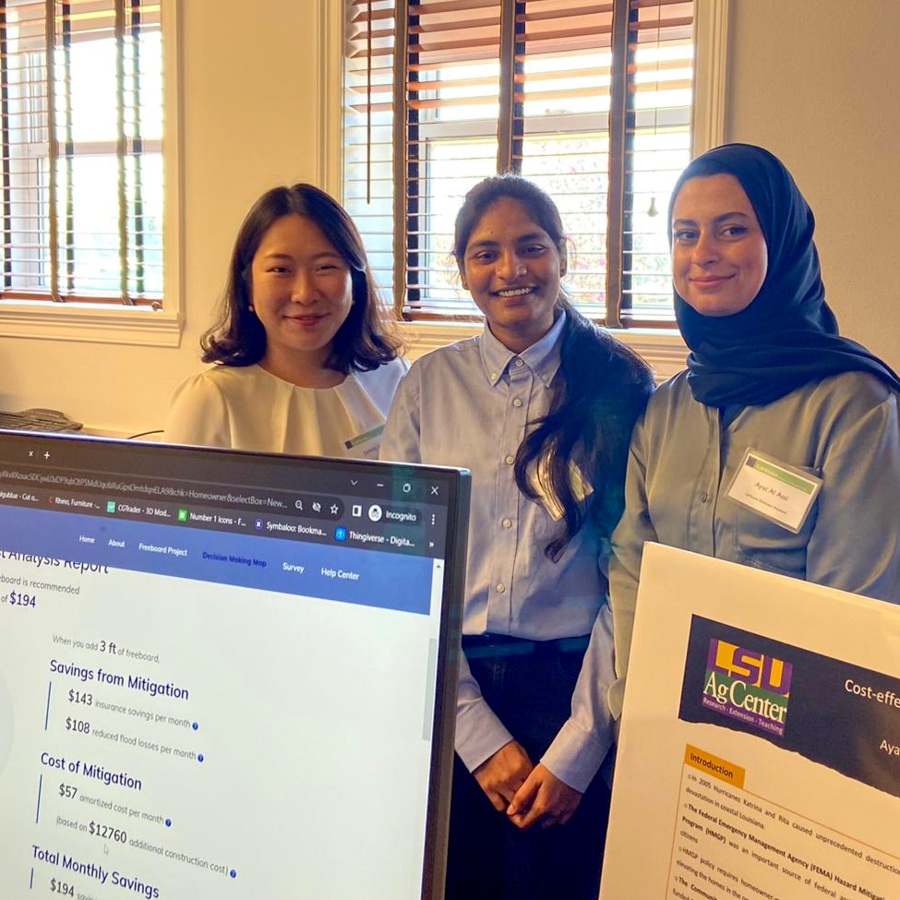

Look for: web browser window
[0,433,469,900]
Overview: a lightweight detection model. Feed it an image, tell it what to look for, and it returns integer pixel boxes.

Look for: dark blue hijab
[670,143,900,407]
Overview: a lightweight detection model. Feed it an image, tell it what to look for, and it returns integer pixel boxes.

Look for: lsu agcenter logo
[702,639,793,737]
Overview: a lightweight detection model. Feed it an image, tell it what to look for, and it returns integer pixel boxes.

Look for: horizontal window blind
[615,0,693,326]
[345,0,396,301]
[516,0,617,321]
[344,0,694,326]
[0,0,164,306]
[406,0,501,314]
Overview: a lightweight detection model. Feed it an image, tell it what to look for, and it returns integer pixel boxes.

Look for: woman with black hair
[164,183,405,457]
[381,174,654,900]
[609,144,900,717]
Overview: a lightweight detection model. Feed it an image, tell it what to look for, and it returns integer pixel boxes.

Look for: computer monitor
[0,432,469,900]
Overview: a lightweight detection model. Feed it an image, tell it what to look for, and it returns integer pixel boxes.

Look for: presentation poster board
[600,543,900,900]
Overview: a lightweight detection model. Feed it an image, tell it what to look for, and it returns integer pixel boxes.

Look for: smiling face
[459,197,565,353]
[671,173,768,318]
[250,214,353,379]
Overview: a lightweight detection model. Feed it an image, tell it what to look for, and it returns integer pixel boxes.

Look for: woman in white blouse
[164,184,405,458]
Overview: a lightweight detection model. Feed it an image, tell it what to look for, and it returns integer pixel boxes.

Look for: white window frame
[0,0,183,348]
[321,0,729,379]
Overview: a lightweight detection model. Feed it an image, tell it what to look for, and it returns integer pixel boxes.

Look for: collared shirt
[381,315,614,792]
[609,369,900,719]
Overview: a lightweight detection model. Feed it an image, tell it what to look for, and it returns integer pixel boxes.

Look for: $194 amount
[6,590,36,608]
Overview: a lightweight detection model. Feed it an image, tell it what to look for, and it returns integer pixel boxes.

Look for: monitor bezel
[0,431,470,900]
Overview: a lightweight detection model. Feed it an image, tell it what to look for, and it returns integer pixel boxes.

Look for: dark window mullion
[497,0,521,173]
[366,0,372,203]
[131,0,145,297]
[62,1,74,295]
[44,0,61,301]
[620,1,638,319]
[0,0,11,291]
[605,0,636,328]
[497,0,513,172]
[114,0,133,305]
[510,0,525,173]
[405,0,420,311]
[391,0,411,317]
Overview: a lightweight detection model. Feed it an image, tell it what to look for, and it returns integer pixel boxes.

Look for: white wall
[725,0,900,367]
[0,0,897,431]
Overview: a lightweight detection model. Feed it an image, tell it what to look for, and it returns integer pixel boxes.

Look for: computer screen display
[0,432,469,900]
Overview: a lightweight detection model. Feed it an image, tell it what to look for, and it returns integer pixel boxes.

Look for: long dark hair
[454,174,655,560]
[202,183,401,374]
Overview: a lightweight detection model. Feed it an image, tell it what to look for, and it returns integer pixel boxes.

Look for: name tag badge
[725,448,822,534]
[343,424,385,460]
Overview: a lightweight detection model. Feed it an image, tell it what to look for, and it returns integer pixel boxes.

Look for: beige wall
[0,0,896,431]
[725,0,900,367]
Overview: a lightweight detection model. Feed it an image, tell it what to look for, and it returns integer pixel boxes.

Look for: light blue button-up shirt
[381,315,615,792]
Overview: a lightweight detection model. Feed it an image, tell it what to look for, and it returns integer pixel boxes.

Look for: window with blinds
[0,0,163,307]
[344,0,694,326]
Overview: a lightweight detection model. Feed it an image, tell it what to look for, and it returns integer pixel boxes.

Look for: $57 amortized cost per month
[57,783,130,842]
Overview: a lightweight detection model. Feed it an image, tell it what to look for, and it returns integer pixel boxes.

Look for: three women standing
[164,147,900,897]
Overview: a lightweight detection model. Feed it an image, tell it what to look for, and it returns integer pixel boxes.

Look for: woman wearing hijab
[608,143,900,708]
